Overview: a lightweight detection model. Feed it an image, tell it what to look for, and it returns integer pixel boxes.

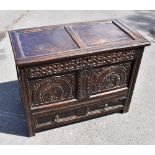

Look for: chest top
[9,19,150,67]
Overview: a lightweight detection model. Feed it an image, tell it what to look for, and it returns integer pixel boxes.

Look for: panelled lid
[9,19,150,66]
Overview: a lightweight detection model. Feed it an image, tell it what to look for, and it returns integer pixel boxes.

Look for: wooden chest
[9,19,150,137]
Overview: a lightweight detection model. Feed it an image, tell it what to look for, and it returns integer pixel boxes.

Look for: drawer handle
[54,115,60,122]
[104,103,113,111]
[105,104,109,108]
[99,104,109,112]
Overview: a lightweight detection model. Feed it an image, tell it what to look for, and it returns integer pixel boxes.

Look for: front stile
[77,69,93,116]
[78,69,93,100]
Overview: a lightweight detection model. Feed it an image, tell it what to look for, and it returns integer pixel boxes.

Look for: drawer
[33,97,125,132]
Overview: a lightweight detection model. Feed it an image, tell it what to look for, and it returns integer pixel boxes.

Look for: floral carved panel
[29,73,75,107]
[92,62,132,94]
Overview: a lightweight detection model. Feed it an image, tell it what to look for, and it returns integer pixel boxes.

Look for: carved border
[27,50,136,78]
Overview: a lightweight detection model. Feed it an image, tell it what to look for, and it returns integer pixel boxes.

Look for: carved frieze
[27,50,135,78]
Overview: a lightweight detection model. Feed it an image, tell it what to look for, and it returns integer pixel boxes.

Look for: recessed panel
[18,28,78,57]
[69,22,133,47]
[29,73,76,107]
[92,62,132,95]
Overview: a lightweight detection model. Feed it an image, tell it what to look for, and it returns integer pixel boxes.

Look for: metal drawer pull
[104,103,113,111]
[99,104,109,112]
[105,104,109,108]
[54,115,60,122]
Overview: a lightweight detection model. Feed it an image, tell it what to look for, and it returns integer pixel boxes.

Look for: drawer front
[33,97,125,131]
[29,73,76,107]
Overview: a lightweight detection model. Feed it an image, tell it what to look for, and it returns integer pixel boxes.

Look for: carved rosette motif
[30,74,75,107]
[93,63,131,94]
[27,50,135,78]
[78,69,92,100]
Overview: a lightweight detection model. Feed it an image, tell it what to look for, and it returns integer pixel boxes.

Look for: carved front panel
[29,73,76,107]
[92,62,132,94]
[27,50,135,79]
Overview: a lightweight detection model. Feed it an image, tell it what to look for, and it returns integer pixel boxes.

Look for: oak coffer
[9,19,150,137]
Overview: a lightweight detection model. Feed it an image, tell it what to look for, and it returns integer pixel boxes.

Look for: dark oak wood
[9,19,150,137]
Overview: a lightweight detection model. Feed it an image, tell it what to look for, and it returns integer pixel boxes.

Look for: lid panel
[9,19,150,66]
[68,21,133,47]
[17,27,79,57]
